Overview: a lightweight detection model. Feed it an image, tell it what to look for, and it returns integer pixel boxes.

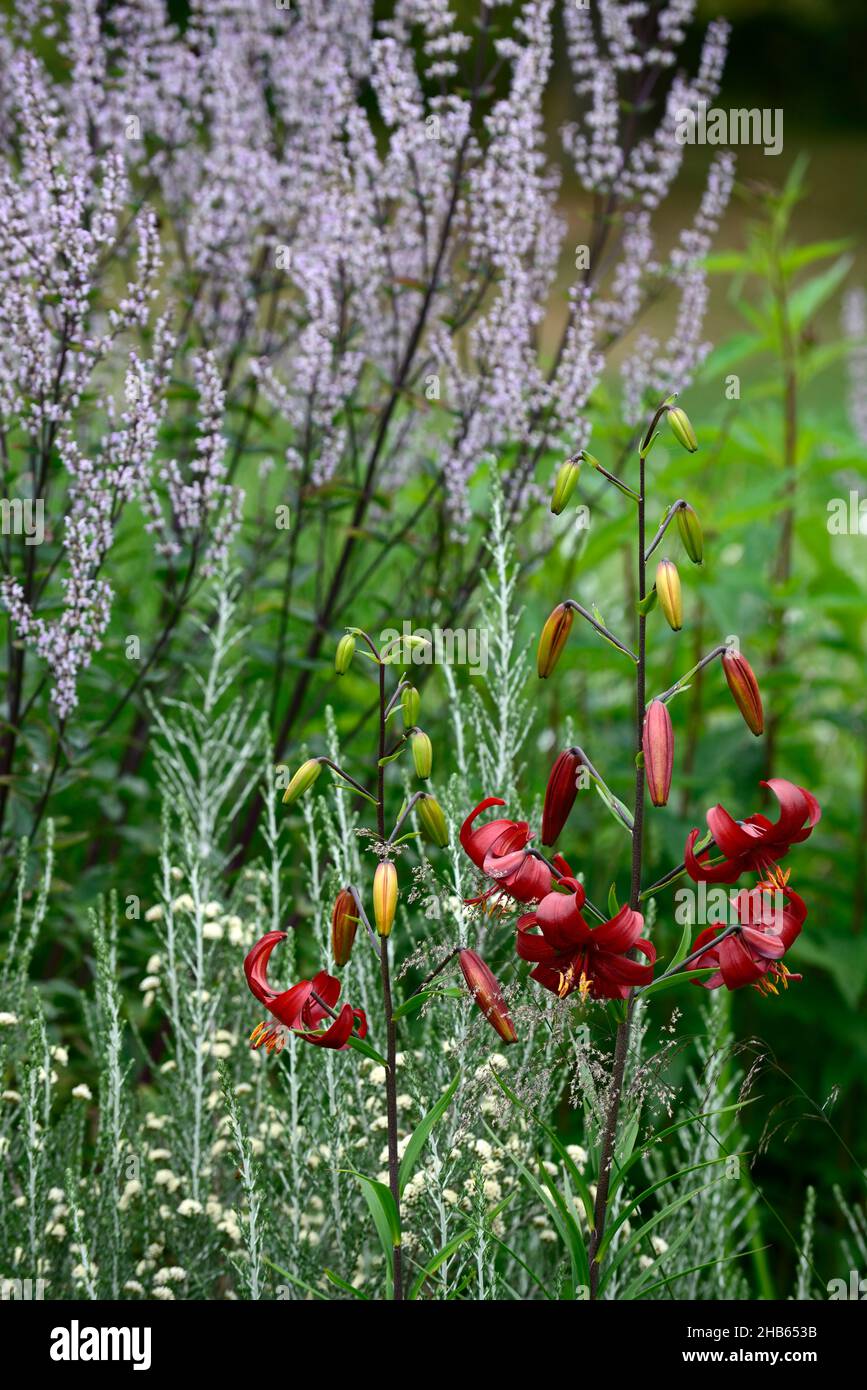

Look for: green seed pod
[401,685,420,728]
[411,730,432,780]
[675,502,703,565]
[417,794,449,848]
[550,458,581,515]
[667,406,698,453]
[335,633,356,675]
[282,758,322,805]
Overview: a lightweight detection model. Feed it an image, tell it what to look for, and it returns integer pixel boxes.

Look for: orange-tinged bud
[331,888,358,966]
[721,650,764,736]
[417,794,449,848]
[643,700,674,807]
[551,458,581,515]
[373,861,398,937]
[282,758,322,805]
[655,559,683,631]
[401,685,420,727]
[411,730,432,779]
[459,949,518,1044]
[335,633,356,674]
[537,602,574,678]
[667,405,698,453]
[676,502,703,565]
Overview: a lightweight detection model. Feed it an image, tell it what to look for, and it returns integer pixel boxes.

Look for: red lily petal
[243,930,287,1004]
[717,933,765,990]
[706,804,754,857]
[762,778,821,841]
[591,904,645,954]
[515,926,559,964]
[534,888,592,949]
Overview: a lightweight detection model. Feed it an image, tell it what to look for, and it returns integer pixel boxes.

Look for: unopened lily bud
[542,748,583,845]
[401,684,420,728]
[411,730,432,779]
[721,650,764,736]
[417,794,449,848]
[373,861,398,937]
[676,503,703,565]
[334,633,356,675]
[282,758,322,805]
[643,700,674,808]
[331,888,358,966]
[655,559,683,632]
[551,458,581,515]
[459,949,518,1045]
[537,602,574,679]
[667,406,698,453]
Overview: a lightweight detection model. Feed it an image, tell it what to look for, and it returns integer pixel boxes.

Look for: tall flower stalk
[245,625,453,1300]
[460,394,821,1298]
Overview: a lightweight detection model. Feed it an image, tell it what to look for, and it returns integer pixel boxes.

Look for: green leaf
[392,985,463,1021]
[342,1170,401,1298]
[607,882,620,917]
[788,255,853,332]
[636,587,658,616]
[639,967,716,1000]
[398,1072,460,1196]
[262,1257,328,1300]
[593,779,634,834]
[324,1268,370,1300]
[346,1034,389,1068]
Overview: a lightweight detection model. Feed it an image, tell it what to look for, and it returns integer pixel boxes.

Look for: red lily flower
[685,778,821,885]
[516,879,655,1001]
[460,797,570,904]
[689,886,807,994]
[244,931,367,1052]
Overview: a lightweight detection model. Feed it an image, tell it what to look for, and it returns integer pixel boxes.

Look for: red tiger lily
[460,797,570,904]
[685,778,821,885]
[516,879,655,1001]
[689,886,807,994]
[244,931,367,1052]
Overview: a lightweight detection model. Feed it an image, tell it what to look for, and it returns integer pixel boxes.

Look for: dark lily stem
[638,924,739,988]
[588,403,665,1298]
[376,658,403,1301]
[406,947,461,1000]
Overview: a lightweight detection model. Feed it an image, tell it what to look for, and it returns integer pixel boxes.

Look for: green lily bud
[655,559,683,632]
[676,502,703,565]
[282,758,322,805]
[335,633,356,675]
[417,794,449,848]
[411,729,432,780]
[550,458,581,515]
[401,684,420,728]
[667,406,698,453]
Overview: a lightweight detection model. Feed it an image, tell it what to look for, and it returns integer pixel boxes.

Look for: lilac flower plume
[0,0,735,717]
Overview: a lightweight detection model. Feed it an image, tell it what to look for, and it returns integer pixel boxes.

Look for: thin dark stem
[376,659,403,1301]
[588,422,651,1299]
[654,645,727,706]
[637,924,739,989]
[564,600,637,663]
